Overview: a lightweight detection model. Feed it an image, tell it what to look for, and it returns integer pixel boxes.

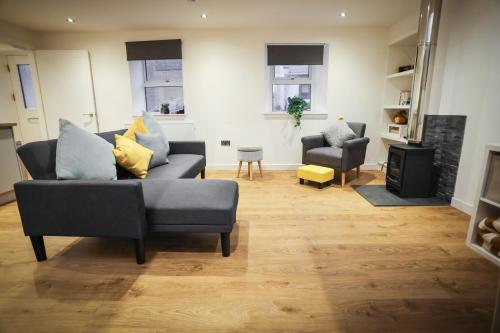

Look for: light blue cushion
[135,132,169,168]
[56,119,117,180]
[142,111,170,155]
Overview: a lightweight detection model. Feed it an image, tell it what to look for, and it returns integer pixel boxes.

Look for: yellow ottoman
[297,165,334,189]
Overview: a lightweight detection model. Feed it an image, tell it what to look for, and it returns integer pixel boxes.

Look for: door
[35,50,98,138]
[7,54,48,144]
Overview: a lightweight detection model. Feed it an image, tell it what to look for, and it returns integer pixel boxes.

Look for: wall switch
[221,140,231,146]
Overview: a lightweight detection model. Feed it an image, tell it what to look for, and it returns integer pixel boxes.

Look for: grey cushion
[142,111,170,155]
[135,132,168,168]
[142,179,238,226]
[323,120,356,147]
[146,154,205,180]
[55,119,117,180]
[305,147,343,168]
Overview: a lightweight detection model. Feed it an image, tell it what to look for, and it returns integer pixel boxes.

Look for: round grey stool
[237,147,263,180]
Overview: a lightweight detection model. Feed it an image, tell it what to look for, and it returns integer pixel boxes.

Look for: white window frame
[264,44,329,118]
[129,59,184,117]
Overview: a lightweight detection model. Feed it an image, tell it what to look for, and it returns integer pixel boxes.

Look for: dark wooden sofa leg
[134,238,145,264]
[30,236,47,262]
[220,232,231,257]
[201,168,206,179]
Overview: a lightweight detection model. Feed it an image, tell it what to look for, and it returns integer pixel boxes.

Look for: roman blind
[267,44,324,65]
[125,39,182,61]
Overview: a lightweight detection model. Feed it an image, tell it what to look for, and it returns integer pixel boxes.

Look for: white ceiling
[0,0,420,32]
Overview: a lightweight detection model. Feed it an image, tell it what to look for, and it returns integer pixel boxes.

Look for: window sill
[152,113,186,120]
[263,112,328,119]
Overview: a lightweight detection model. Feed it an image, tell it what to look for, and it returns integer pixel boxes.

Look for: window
[17,64,37,109]
[126,39,184,116]
[266,44,328,114]
[129,59,184,115]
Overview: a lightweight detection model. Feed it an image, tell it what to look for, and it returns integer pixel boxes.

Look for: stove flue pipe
[407,0,442,144]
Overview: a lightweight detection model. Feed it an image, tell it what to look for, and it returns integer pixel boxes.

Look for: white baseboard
[206,162,380,171]
[451,196,473,215]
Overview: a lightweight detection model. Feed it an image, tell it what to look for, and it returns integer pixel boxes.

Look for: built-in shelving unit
[378,29,417,164]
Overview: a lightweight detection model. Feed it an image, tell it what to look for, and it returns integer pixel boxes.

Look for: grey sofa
[301,122,369,187]
[14,129,239,264]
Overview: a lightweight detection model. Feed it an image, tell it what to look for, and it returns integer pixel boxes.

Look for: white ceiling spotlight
[66,17,75,23]
[201,13,207,19]
[339,11,347,18]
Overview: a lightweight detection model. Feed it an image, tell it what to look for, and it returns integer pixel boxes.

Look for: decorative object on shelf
[287,96,309,127]
[160,103,170,114]
[484,152,500,203]
[399,91,411,105]
[393,111,408,124]
[387,124,408,137]
[477,217,500,255]
[398,65,414,72]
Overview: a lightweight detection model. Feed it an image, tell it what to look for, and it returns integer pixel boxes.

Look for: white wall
[428,0,500,213]
[40,27,388,169]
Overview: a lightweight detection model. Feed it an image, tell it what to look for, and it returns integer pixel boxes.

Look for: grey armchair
[301,122,370,187]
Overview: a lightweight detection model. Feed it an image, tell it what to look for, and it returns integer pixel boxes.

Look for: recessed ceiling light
[201,13,207,19]
[339,11,347,18]
[66,17,75,23]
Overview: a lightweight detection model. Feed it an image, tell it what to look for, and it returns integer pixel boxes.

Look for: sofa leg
[134,238,145,264]
[30,236,47,262]
[220,232,231,257]
[341,172,346,187]
[299,178,304,184]
[201,168,206,179]
[356,166,360,178]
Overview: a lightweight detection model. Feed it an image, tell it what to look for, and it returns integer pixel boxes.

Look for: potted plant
[287,97,309,127]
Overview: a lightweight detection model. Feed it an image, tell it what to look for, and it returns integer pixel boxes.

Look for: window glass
[145,59,182,82]
[272,84,311,112]
[145,86,184,114]
[274,65,310,79]
[17,64,37,109]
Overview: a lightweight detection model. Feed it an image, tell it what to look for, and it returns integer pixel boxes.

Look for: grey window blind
[267,44,324,65]
[126,39,182,60]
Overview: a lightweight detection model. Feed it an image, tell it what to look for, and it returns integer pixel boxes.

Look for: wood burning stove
[386,144,435,198]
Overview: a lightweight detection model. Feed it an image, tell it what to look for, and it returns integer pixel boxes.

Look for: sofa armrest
[169,141,206,156]
[14,180,147,239]
[342,137,370,170]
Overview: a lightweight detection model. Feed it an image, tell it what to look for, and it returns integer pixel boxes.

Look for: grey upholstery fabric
[143,111,170,155]
[142,179,238,228]
[14,180,147,238]
[146,154,205,180]
[169,141,205,156]
[135,132,169,168]
[56,119,117,180]
[305,147,343,168]
[301,122,369,172]
[322,120,356,147]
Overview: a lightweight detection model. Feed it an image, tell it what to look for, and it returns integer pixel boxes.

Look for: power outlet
[221,140,231,146]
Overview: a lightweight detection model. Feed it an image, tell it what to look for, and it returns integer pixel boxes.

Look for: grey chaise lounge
[301,122,369,187]
[14,129,239,264]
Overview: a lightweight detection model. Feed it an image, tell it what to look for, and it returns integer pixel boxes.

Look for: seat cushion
[142,179,239,226]
[146,154,205,180]
[305,147,342,168]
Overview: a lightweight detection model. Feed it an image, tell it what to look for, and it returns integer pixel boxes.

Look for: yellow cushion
[297,165,334,183]
[124,117,149,142]
[113,135,153,179]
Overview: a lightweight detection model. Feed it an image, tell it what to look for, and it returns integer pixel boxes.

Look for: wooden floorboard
[0,170,497,332]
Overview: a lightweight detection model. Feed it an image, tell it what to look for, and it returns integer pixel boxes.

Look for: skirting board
[206,162,378,171]
[0,190,16,206]
[451,196,473,216]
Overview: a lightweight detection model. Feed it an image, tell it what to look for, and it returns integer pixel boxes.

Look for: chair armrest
[169,141,206,156]
[14,180,147,239]
[341,137,370,170]
[301,135,326,164]
[343,137,370,150]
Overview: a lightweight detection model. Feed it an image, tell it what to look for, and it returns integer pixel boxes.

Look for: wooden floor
[0,170,497,332]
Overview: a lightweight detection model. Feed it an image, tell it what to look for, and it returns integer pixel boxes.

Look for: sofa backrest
[347,122,366,138]
[17,129,126,180]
